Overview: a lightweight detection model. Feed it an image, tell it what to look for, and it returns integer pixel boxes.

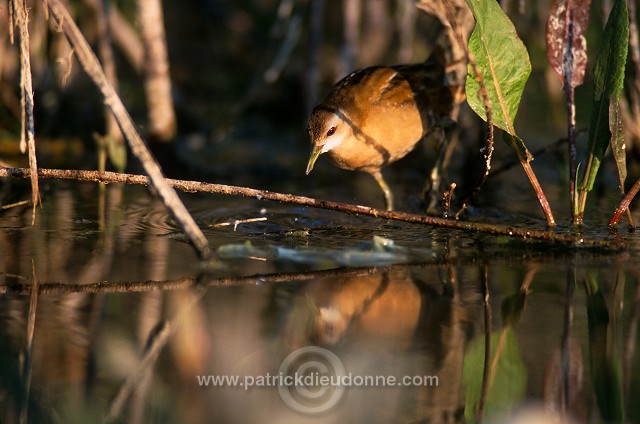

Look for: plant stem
[520,160,556,226]
[565,83,578,223]
[476,265,491,422]
[0,167,620,249]
[610,174,640,226]
[576,148,598,223]
[11,0,39,225]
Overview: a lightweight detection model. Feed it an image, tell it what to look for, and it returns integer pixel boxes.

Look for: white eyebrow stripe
[321,133,345,153]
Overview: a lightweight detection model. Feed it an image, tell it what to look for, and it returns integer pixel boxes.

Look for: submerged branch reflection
[0,187,638,422]
[0,262,637,421]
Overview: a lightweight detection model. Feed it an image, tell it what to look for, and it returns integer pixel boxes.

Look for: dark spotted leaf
[546,0,591,88]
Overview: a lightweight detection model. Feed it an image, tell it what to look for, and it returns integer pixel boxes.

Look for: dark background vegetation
[1,0,640,212]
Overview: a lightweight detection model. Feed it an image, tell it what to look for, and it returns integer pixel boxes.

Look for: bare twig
[476,265,492,422]
[11,0,40,225]
[0,266,424,295]
[610,174,640,226]
[0,262,500,297]
[136,0,176,141]
[565,55,578,223]
[520,160,556,226]
[104,322,172,423]
[0,199,30,210]
[104,288,205,423]
[0,251,628,297]
[45,0,212,260]
[208,217,268,231]
[0,166,623,249]
[442,182,456,218]
[20,260,38,424]
[561,268,576,413]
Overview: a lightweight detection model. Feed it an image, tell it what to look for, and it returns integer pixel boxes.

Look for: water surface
[0,180,638,423]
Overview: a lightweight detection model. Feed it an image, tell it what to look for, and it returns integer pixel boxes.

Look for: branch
[0,257,586,296]
[0,167,623,249]
[11,0,40,225]
[136,0,176,141]
[45,0,211,260]
[610,174,640,226]
[104,321,174,423]
[476,265,492,421]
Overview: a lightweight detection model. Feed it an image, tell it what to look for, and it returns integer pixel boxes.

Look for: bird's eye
[326,127,336,137]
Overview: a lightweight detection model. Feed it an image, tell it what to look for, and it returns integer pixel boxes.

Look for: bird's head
[305,108,348,175]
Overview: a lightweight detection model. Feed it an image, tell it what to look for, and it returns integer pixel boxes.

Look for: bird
[305,48,454,211]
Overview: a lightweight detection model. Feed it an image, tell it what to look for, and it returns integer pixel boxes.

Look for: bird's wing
[391,61,454,120]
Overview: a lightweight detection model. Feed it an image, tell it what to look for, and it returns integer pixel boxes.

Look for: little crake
[306,50,453,211]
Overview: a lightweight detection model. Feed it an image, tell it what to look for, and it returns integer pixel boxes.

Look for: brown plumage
[306,50,453,211]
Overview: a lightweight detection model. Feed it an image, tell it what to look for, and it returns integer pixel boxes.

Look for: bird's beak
[306,145,323,175]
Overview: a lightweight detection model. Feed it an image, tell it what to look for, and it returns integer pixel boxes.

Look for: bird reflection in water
[278,267,474,423]
[306,269,421,348]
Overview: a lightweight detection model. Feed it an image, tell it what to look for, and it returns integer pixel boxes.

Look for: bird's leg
[422,118,458,213]
[371,170,394,211]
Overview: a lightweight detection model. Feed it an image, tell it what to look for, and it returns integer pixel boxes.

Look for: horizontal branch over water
[0,166,624,249]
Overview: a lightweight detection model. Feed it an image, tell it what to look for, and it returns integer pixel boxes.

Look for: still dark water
[0,180,639,423]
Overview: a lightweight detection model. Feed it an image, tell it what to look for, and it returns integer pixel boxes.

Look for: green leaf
[463,328,527,422]
[609,96,627,193]
[581,0,628,192]
[464,0,531,136]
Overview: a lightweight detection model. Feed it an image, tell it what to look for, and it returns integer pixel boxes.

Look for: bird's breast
[326,109,425,172]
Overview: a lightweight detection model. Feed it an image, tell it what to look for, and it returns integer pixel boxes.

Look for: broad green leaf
[609,96,626,192]
[463,328,527,422]
[545,0,591,88]
[581,0,628,192]
[464,0,531,136]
